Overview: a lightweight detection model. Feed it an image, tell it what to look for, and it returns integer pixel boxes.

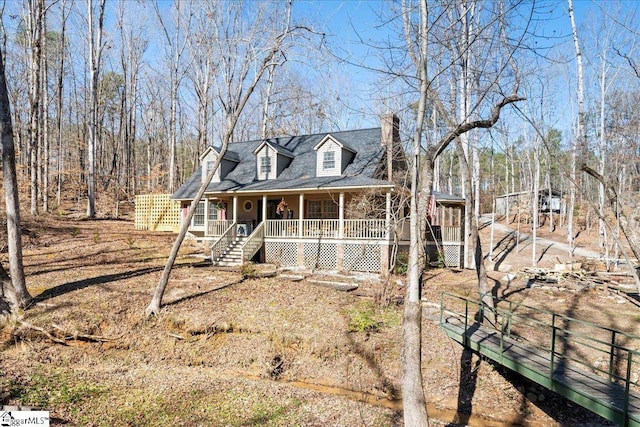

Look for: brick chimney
[381,113,400,181]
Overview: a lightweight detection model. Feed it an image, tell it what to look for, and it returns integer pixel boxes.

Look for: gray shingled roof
[433,191,464,203]
[172,128,394,200]
[254,140,295,158]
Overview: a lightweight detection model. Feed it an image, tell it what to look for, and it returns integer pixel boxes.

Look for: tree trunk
[455,136,494,317]
[568,0,586,258]
[532,144,540,266]
[28,0,43,216]
[0,46,32,309]
[86,0,106,218]
[400,1,430,424]
[56,0,69,208]
[41,10,49,213]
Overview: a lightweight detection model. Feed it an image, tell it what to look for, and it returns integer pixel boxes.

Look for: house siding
[220,159,236,180]
[201,151,220,183]
[276,153,292,176]
[316,139,342,177]
[341,150,354,171]
[256,146,277,180]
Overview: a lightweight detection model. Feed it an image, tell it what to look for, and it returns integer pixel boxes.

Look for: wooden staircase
[212,236,248,267]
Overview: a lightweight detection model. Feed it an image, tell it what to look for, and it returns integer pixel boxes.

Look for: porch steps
[212,236,248,267]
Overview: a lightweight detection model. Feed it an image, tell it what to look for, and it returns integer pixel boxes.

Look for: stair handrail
[240,221,265,262]
[440,291,640,404]
[210,221,237,262]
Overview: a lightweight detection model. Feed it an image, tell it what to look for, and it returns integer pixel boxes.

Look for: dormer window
[206,161,216,175]
[323,151,336,170]
[313,135,356,177]
[199,147,239,184]
[260,156,272,175]
[254,140,294,180]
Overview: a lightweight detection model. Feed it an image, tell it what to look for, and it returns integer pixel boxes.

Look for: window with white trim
[260,156,271,175]
[323,151,335,170]
[194,201,205,226]
[308,200,338,219]
[206,161,216,173]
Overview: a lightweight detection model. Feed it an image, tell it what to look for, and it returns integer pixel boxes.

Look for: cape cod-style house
[172,114,465,274]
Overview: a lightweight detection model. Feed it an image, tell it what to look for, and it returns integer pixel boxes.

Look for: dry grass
[0,212,631,426]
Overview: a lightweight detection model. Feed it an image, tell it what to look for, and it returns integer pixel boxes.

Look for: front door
[257,199,280,223]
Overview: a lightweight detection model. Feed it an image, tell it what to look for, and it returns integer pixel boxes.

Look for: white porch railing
[441,226,460,242]
[264,219,388,240]
[207,220,234,237]
[266,220,299,237]
[262,219,461,242]
[303,219,340,238]
[210,222,236,262]
[343,219,387,239]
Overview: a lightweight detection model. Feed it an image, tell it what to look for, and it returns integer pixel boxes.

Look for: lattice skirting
[343,243,381,272]
[442,244,463,267]
[134,194,181,232]
[264,240,385,273]
[265,241,298,266]
[303,243,338,270]
[426,243,462,267]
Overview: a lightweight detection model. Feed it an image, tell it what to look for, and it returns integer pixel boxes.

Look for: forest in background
[3,2,640,424]
[0,0,639,266]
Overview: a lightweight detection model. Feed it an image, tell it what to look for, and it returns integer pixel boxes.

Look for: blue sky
[289,1,631,140]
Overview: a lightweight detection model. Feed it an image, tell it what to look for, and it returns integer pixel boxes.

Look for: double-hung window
[193,201,205,226]
[206,161,216,174]
[260,156,271,176]
[323,151,335,170]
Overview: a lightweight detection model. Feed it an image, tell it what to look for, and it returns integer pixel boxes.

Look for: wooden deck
[440,293,640,426]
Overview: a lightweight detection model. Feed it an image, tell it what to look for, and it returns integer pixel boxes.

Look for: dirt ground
[1,210,638,426]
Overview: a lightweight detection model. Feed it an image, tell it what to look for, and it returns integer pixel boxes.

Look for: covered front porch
[183,190,402,274]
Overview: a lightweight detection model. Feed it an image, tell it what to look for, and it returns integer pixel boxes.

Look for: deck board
[442,316,640,425]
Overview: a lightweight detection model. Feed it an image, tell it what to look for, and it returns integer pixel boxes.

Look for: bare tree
[185,3,217,153]
[27,0,45,215]
[154,0,192,194]
[394,1,526,423]
[0,44,32,311]
[86,0,106,218]
[117,0,147,199]
[567,0,585,258]
[55,0,71,207]
[146,1,303,316]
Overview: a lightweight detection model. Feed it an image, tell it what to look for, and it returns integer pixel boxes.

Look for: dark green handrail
[440,291,640,416]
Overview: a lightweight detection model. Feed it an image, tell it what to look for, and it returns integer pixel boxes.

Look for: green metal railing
[440,292,640,426]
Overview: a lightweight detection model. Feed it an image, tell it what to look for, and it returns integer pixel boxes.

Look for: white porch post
[233,196,238,223]
[385,191,391,240]
[339,192,344,238]
[262,195,267,223]
[298,193,304,238]
[203,198,210,236]
[337,192,345,271]
[381,191,392,276]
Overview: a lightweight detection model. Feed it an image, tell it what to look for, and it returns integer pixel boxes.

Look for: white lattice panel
[443,244,462,267]
[344,244,381,272]
[266,241,298,266]
[303,243,337,269]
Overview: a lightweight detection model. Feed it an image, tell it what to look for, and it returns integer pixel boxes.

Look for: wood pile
[519,261,640,306]
[520,262,637,291]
